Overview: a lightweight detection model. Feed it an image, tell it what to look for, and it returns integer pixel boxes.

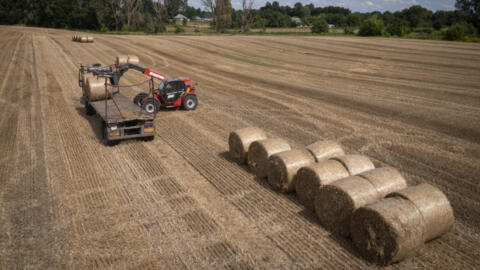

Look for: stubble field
[0,25,479,269]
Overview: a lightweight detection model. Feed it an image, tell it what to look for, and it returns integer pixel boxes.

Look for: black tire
[133,92,149,107]
[142,97,160,114]
[143,135,155,141]
[105,139,120,146]
[182,94,198,111]
[85,101,95,115]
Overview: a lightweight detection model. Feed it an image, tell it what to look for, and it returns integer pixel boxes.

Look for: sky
[188,0,456,12]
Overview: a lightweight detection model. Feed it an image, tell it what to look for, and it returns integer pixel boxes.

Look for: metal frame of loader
[79,65,155,146]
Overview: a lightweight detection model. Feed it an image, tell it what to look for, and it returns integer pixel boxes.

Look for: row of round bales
[72,35,94,43]
[80,55,140,102]
[229,127,454,265]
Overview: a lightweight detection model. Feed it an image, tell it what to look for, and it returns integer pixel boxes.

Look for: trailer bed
[88,92,155,143]
[90,92,153,124]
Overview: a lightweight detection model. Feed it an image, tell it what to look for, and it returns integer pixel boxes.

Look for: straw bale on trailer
[86,76,112,101]
[305,141,344,162]
[267,149,316,193]
[82,73,95,97]
[228,127,267,164]
[350,183,454,265]
[315,167,407,237]
[247,139,291,178]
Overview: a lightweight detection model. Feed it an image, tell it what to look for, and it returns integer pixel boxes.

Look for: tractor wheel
[182,95,198,111]
[142,97,160,114]
[85,101,95,115]
[133,92,149,107]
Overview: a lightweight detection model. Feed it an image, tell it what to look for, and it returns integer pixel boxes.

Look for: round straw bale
[316,176,378,237]
[116,55,129,67]
[82,73,95,97]
[87,36,94,43]
[388,183,454,242]
[247,139,291,178]
[315,168,407,237]
[350,197,426,265]
[80,37,88,43]
[359,167,407,198]
[305,141,344,162]
[127,55,140,65]
[331,155,375,175]
[294,160,349,211]
[228,127,267,164]
[87,77,111,101]
[267,149,316,193]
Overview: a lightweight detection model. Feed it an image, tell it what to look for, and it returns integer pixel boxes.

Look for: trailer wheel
[182,95,198,110]
[143,135,155,141]
[85,101,95,115]
[142,98,160,114]
[133,92,149,107]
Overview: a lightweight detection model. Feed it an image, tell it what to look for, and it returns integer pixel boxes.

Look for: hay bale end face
[388,183,454,242]
[228,127,267,164]
[331,155,375,175]
[306,141,344,162]
[315,168,407,237]
[350,197,426,265]
[247,139,291,178]
[267,149,316,193]
[82,74,95,97]
[294,160,349,211]
[316,176,379,237]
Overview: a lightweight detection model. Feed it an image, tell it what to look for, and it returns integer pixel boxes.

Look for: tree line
[0,0,478,39]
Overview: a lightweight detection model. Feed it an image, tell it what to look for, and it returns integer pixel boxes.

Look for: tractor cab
[158,79,186,104]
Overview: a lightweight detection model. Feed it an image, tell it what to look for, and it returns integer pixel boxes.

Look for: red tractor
[88,61,198,114]
[134,77,198,113]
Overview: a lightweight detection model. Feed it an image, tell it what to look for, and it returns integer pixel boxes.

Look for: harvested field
[0,25,479,269]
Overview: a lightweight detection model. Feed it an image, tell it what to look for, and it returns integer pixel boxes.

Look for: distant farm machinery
[72,35,94,43]
[78,55,198,145]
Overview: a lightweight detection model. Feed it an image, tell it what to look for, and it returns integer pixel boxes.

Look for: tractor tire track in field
[1,26,480,269]
[113,35,480,144]
[26,32,267,269]
[157,113,480,268]
[90,33,480,231]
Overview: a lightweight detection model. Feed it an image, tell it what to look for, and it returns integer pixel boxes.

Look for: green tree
[358,16,385,36]
[386,18,409,36]
[444,22,477,40]
[346,13,363,26]
[456,0,480,30]
[401,5,431,28]
[311,17,328,33]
